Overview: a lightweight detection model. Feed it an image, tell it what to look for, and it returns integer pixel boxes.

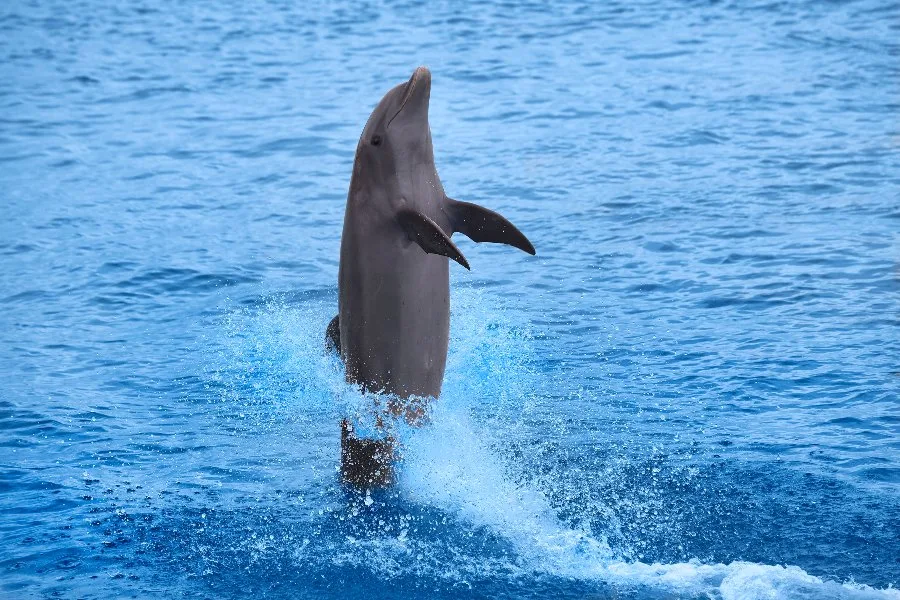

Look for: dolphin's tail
[340,419,396,488]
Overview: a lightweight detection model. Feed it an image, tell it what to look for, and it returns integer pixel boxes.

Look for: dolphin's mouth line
[386,70,422,130]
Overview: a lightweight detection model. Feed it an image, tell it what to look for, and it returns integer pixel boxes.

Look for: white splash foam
[603,560,900,600]
[399,402,611,567]
[397,403,899,600]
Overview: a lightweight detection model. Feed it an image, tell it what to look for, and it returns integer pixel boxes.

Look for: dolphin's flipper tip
[520,237,537,256]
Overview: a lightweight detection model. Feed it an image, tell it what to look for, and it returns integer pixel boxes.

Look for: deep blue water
[1,0,899,598]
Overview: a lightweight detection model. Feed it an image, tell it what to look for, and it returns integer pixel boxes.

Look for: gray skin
[333,66,535,415]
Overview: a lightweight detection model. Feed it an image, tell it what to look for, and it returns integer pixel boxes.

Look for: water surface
[1,0,898,598]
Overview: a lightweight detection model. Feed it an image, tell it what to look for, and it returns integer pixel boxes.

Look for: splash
[395,399,899,600]
[213,289,899,600]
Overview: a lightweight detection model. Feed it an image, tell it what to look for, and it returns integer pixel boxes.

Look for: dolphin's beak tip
[413,66,431,85]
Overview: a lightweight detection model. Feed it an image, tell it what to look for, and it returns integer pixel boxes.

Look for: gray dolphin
[328,66,535,486]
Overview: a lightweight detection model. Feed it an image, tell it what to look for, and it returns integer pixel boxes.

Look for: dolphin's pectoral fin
[446,198,536,256]
[397,209,470,270]
[326,315,341,355]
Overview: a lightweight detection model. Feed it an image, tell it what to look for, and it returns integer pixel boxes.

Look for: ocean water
[1,0,898,598]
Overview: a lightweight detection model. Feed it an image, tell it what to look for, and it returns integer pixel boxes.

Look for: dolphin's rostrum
[329,67,535,487]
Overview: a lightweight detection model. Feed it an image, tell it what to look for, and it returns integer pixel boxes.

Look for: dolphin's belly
[339,226,450,399]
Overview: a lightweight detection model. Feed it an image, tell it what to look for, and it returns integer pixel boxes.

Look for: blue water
[1,0,898,598]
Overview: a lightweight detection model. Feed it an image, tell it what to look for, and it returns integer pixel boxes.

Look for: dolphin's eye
[371,135,382,147]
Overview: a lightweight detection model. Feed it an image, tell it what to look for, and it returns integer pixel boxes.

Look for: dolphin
[328,66,535,486]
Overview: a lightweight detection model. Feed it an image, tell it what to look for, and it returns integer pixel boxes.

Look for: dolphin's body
[329,67,535,487]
